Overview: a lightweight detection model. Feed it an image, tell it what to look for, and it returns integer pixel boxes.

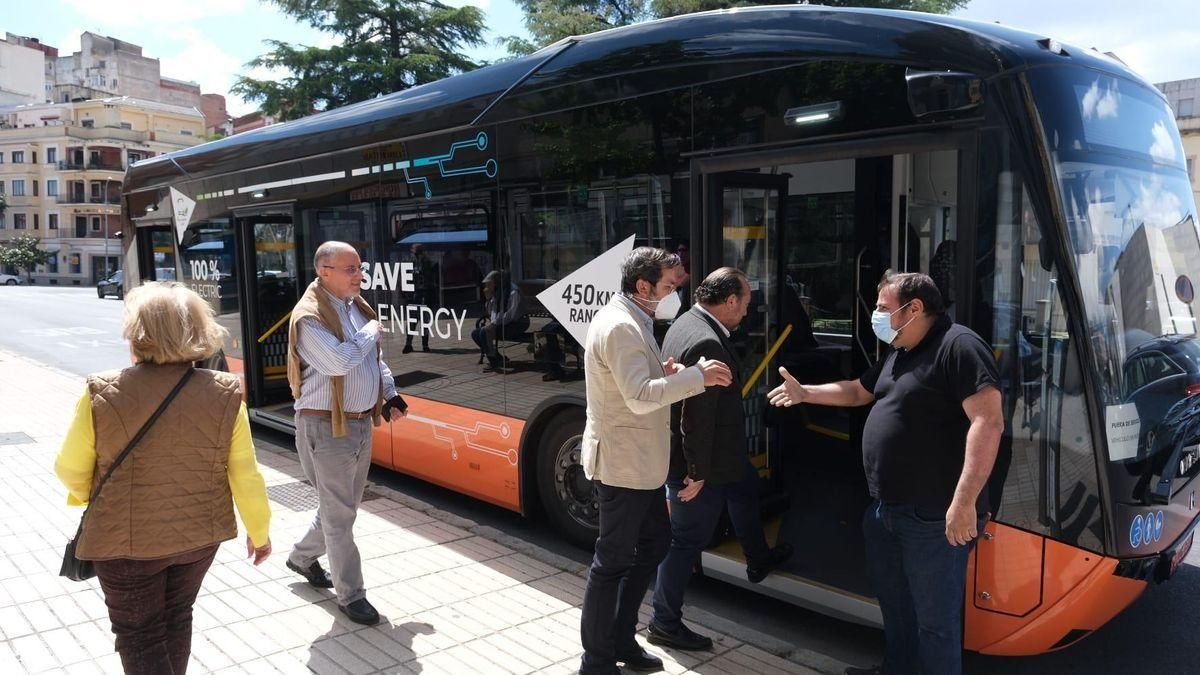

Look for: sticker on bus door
[1105,403,1141,462]
[537,235,636,347]
[170,187,196,243]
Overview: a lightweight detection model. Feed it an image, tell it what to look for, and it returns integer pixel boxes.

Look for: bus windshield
[1031,66,1200,467]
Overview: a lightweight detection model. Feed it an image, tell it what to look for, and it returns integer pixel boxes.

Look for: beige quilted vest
[77,364,242,560]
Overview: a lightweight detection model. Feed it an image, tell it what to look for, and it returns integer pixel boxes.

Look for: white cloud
[1081,79,1120,120]
[157,27,244,106]
[1148,121,1179,165]
[61,0,247,26]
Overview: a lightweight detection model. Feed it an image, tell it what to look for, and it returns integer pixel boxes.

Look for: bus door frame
[232,202,300,408]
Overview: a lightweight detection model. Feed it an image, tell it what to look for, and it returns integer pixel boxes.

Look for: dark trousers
[862,500,981,675]
[579,481,671,674]
[471,316,530,358]
[93,544,220,675]
[651,459,771,631]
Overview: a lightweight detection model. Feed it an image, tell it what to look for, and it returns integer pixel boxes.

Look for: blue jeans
[863,499,982,675]
[650,459,771,632]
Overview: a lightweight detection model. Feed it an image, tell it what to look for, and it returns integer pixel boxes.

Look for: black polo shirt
[858,314,1000,511]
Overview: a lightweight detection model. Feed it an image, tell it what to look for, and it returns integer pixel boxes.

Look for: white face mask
[644,289,682,320]
[870,301,916,344]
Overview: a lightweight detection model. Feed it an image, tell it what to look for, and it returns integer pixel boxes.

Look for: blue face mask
[870,301,915,344]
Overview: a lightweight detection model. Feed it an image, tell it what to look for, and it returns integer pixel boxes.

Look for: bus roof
[125,5,1145,192]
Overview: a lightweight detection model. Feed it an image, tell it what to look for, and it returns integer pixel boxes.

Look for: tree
[233,0,487,121]
[0,193,7,214]
[0,234,52,283]
[504,0,968,54]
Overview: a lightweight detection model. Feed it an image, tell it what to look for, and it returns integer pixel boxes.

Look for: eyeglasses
[321,265,362,275]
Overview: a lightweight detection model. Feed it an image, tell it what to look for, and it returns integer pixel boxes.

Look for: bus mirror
[905,69,982,118]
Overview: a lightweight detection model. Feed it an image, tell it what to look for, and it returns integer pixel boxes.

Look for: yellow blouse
[54,388,272,547]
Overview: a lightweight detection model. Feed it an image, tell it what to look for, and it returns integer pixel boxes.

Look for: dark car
[1123,334,1200,446]
[97,270,124,299]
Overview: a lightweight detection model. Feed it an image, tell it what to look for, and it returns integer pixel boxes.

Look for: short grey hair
[620,247,680,294]
[313,241,356,270]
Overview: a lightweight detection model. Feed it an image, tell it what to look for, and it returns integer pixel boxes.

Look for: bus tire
[536,408,598,549]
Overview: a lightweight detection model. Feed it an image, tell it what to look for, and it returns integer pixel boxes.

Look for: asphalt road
[6,285,1200,673]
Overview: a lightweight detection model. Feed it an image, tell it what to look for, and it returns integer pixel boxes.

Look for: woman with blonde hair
[55,282,272,674]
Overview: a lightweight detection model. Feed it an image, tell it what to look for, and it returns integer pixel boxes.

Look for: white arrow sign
[169,186,196,243]
[537,235,636,348]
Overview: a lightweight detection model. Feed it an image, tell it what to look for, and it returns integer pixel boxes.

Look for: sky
[2,0,1197,118]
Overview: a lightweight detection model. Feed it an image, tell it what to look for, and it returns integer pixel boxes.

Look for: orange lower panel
[965,522,1147,655]
[377,395,524,513]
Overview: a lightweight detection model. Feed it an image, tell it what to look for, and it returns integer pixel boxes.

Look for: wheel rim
[553,433,598,531]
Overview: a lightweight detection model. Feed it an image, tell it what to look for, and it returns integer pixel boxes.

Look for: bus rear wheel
[536,408,598,548]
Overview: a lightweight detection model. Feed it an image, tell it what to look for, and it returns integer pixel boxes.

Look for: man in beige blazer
[578,247,732,675]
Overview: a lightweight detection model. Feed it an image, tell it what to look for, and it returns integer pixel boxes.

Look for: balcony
[56,195,121,205]
[58,160,126,172]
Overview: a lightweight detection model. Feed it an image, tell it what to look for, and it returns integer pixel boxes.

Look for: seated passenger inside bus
[472,270,529,370]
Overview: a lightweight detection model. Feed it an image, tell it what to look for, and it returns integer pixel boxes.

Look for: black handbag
[60,368,196,581]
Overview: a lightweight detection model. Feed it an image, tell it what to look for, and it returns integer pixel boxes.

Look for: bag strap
[80,367,196,513]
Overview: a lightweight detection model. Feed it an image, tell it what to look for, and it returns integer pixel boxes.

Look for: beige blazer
[582,295,705,489]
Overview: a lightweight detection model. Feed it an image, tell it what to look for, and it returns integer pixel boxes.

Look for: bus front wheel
[536,408,599,548]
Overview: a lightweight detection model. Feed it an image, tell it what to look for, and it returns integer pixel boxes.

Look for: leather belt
[298,408,374,420]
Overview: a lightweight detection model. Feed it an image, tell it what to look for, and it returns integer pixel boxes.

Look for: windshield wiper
[1149,397,1200,504]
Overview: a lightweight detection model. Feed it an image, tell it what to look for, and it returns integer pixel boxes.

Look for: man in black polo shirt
[767,271,1003,675]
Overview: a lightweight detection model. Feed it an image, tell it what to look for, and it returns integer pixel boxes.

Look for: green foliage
[233,0,486,120]
[0,193,7,214]
[0,234,52,281]
[505,0,969,51]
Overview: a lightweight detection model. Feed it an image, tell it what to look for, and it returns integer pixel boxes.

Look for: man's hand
[945,501,978,546]
[662,356,685,375]
[358,320,380,340]
[382,395,408,422]
[678,476,705,502]
[246,536,272,565]
[697,356,732,387]
[768,367,807,407]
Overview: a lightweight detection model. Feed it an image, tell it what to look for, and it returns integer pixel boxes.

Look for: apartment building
[0,97,204,285]
[1158,77,1200,204]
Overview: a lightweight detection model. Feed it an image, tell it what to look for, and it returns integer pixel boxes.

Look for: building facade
[0,38,47,106]
[0,97,204,285]
[1158,77,1200,204]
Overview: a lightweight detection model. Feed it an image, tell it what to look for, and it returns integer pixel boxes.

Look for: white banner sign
[537,235,636,348]
[1105,403,1141,462]
[170,187,196,243]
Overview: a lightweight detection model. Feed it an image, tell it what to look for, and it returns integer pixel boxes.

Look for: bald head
[313,241,357,270]
[314,241,363,301]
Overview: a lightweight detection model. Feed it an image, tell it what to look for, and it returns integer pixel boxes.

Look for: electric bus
[117,6,1200,655]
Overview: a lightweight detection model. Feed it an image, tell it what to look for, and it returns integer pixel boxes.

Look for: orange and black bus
[119,6,1200,655]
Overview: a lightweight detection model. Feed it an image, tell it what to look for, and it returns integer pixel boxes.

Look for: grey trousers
[289,414,374,605]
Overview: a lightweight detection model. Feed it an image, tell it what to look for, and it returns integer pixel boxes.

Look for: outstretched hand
[767,367,807,407]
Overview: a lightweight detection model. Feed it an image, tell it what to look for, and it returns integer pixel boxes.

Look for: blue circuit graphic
[402,132,498,199]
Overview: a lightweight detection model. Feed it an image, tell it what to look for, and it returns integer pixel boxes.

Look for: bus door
[705,172,789,494]
[234,206,300,415]
[697,144,969,617]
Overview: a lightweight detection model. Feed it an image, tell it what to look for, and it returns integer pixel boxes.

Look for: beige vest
[77,364,242,560]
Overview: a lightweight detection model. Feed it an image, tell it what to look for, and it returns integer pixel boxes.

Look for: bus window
[178,219,240,371]
[979,171,1104,552]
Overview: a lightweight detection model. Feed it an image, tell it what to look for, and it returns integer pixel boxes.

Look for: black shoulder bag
[60,368,196,581]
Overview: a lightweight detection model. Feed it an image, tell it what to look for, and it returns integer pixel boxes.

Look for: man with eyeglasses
[284,240,407,626]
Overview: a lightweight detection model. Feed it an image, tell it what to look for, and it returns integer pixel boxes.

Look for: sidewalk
[0,349,838,674]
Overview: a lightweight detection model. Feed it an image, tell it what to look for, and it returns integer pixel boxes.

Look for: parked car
[97,270,124,299]
[0,273,23,285]
[1122,334,1200,453]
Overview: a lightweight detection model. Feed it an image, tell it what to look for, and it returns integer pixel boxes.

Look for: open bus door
[694,143,971,626]
[234,206,300,424]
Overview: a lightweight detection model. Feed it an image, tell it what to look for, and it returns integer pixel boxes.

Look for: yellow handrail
[742,324,792,399]
[258,311,292,344]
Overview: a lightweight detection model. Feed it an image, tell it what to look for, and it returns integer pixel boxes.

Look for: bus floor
[709,466,875,598]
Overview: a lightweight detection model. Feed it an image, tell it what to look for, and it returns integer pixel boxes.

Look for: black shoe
[614,646,663,672]
[402,344,414,354]
[747,542,794,584]
[286,559,333,589]
[338,598,380,625]
[844,666,882,675]
[646,622,713,651]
